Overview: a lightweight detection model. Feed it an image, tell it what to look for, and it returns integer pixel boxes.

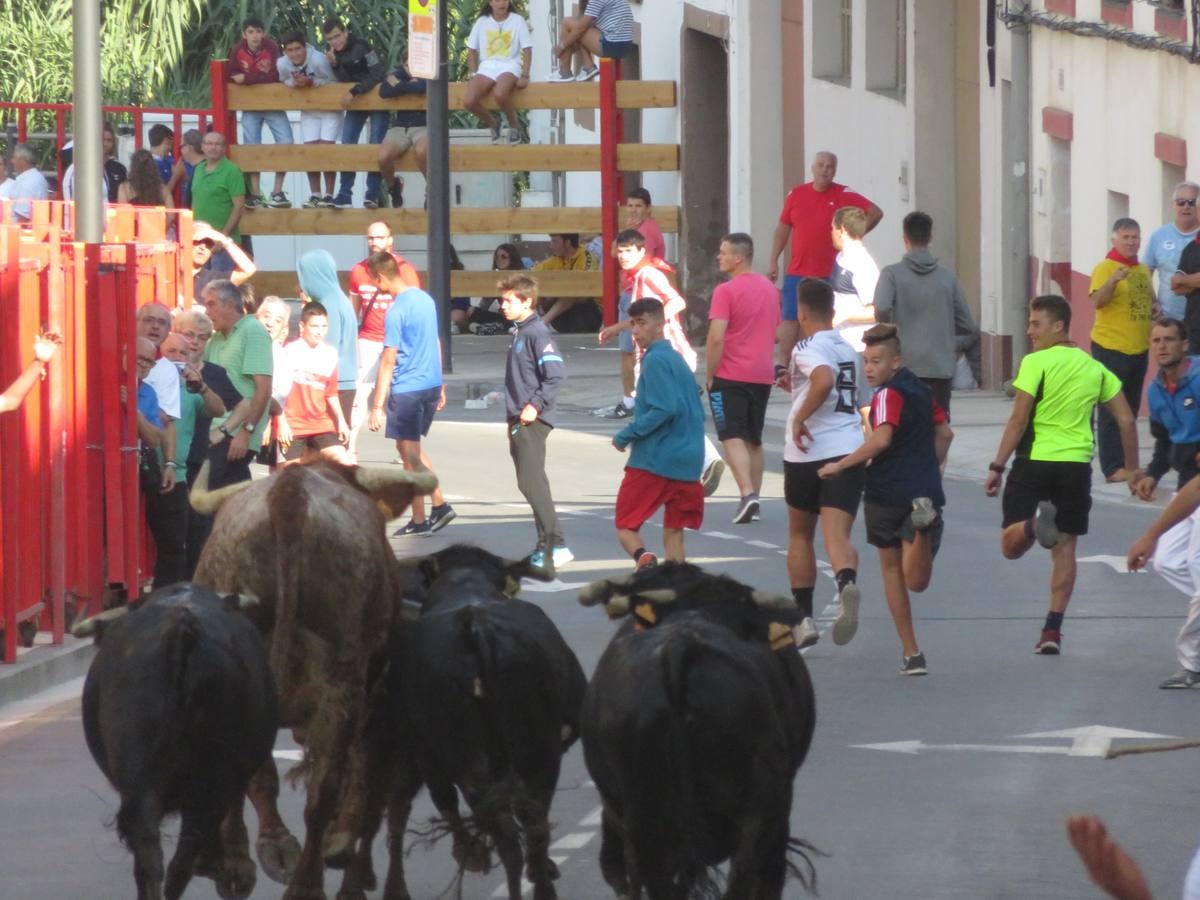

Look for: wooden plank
[227,81,676,112]
[240,205,681,236]
[229,143,679,173]
[248,269,602,300]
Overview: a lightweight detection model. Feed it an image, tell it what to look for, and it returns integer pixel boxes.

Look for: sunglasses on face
[1177,198,1198,207]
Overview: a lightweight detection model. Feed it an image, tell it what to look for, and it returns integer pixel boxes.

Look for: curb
[0,638,94,710]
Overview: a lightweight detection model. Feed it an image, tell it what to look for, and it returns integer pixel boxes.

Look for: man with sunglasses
[1145,182,1200,320]
[1172,192,1200,345]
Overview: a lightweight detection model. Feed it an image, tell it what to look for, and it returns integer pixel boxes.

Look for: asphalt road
[3,405,1198,899]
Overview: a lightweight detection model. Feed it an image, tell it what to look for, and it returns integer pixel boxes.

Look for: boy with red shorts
[612,298,706,569]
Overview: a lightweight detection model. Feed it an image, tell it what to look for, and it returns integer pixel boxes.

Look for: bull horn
[189,461,255,515]
[71,605,129,638]
[353,465,439,496]
[578,579,614,607]
[605,593,631,618]
[237,593,260,611]
[752,590,795,610]
[634,588,677,604]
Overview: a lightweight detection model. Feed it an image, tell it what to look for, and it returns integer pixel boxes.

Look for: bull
[579,563,819,900]
[76,583,276,900]
[189,459,434,900]
[340,544,587,900]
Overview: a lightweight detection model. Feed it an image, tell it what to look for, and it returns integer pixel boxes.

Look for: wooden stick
[1106,739,1200,759]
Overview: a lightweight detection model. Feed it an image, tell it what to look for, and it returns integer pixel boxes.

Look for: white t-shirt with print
[784,329,865,463]
[467,14,533,64]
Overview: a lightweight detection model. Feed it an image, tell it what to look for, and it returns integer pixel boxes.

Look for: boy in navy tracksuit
[500,274,570,572]
[818,323,952,676]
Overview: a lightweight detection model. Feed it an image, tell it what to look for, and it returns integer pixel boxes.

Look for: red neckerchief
[1107,248,1139,267]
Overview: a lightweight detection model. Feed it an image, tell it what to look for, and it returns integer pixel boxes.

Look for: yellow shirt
[534,246,593,272]
[1089,258,1153,354]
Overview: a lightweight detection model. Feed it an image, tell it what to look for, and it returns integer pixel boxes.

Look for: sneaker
[474,322,508,336]
[910,497,937,531]
[794,617,819,649]
[1160,668,1200,689]
[1034,628,1061,655]
[268,191,291,209]
[635,551,658,571]
[244,193,265,209]
[700,458,725,497]
[394,519,432,537]
[576,64,600,81]
[507,127,523,144]
[831,582,860,646]
[489,121,503,144]
[333,194,353,209]
[552,546,574,568]
[450,323,461,336]
[900,652,928,676]
[547,70,576,83]
[732,496,759,525]
[1034,501,1060,549]
[363,195,380,210]
[602,402,633,419]
[319,194,337,208]
[428,503,457,533]
[526,549,555,578]
[302,194,322,208]
[390,177,404,209]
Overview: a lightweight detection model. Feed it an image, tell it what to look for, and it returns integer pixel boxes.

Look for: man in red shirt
[625,187,665,262]
[228,16,294,208]
[767,151,882,367]
[347,220,421,455]
[279,302,351,463]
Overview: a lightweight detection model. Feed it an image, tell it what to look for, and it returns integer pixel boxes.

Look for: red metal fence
[0,200,190,662]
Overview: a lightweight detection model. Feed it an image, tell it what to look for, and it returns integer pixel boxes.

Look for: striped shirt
[586,0,634,42]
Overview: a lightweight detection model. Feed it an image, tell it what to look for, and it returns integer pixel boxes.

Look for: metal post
[427,0,452,371]
[72,0,103,241]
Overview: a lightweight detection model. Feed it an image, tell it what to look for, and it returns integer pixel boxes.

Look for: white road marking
[702,531,742,540]
[1078,554,1142,574]
[273,749,304,761]
[550,832,596,850]
[0,676,84,730]
[520,579,591,592]
[580,806,604,827]
[854,725,1178,758]
[745,540,780,549]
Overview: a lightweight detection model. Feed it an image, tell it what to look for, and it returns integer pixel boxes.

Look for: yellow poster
[408,0,439,79]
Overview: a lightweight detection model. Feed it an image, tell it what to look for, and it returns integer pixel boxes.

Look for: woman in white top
[463,0,533,145]
[829,205,880,353]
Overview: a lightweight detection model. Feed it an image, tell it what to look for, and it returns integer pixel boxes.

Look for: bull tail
[785,837,823,896]
[457,605,498,701]
[268,479,307,701]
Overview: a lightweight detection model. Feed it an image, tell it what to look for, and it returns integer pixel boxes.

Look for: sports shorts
[1001,459,1091,536]
[781,274,807,321]
[708,377,771,444]
[615,466,704,531]
[864,502,944,555]
[385,386,441,441]
[283,432,340,460]
[784,457,865,515]
[383,125,427,153]
[300,111,343,143]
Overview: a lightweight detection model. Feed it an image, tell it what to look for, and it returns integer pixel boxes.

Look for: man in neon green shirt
[985,295,1141,655]
[1090,217,1153,482]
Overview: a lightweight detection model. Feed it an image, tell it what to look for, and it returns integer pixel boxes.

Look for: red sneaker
[1035,628,1061,655]
[635,551,659,571]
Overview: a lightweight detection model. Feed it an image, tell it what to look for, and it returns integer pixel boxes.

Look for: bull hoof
[322,830,354,869]
[452,835,492,874]
[214,856,257,900]
[257,829,302,884]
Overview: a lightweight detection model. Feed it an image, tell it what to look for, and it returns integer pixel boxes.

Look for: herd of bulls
[74,461,819,900]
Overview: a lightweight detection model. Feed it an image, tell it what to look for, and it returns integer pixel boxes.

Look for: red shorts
[615,467,705,531]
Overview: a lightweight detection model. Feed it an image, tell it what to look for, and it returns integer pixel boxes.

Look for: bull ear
[506,557,554,586]
[353,466,439,522]
[579,572,633,608]
[633,588,677,604]
[220,593,260,612]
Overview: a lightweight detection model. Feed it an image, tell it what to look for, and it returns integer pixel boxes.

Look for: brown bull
[191,460,434,900]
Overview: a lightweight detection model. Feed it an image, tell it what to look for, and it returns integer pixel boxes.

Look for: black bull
[579,563,820,900]
[77,584,277,900]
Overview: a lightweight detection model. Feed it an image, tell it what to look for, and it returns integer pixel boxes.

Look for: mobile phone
[510,423,523,438]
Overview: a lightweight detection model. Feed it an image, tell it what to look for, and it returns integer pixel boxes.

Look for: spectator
[190,220,256,299]
[136,302,182,428]
[0,331,61,414]
[134,337,167,452]
[277,31,341,208]
[347,221,420,456]
[167,129,203,208]
[819,323,953,676]
[2,144,49,223]
[624,187,665,262]
[874,211,976,418]
[463,0,532,145]
[830,206,880,352]
[533,233,599,331]
[768,151,882,369]
[102,122,128,202]
[1145,182,1200,320]
[228,16,293,209]
[1089,217,1153,483]
[323,16,388,209]
[278,302,351,463]
[986,295,1140,656]
[147,124,175,184]
[498,273,571,572]
[60,140,106,207]
[550,0,634,82]
[612,298,706,569]
[378,62,428,205]
[190,132,246,271]
[366,251,456,535]
[255,295,295,427]
[297,249,358,439]
[117,149,173,207]
[706,232,779,518]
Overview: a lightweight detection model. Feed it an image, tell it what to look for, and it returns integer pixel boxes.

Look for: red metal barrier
[0,199,189,662]
[599,58,624,326]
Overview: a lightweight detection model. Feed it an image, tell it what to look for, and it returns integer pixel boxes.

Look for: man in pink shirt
[767,151,882,368]
[626,187,665,262]
[707,233,781,524]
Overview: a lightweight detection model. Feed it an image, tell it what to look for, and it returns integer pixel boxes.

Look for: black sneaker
[390,177,404,209]
[268,191,291,209]
[602,403,633,419]
[319,195,336,208]
[732,496,759,525]
[363,195,380,210]
[900,652,927,676]
[489,121,503,144]
[333,194,353,209]
[428,503,457,533]
[394,519,432,537]
[1034,501,1060,549]
[244,193,265,209]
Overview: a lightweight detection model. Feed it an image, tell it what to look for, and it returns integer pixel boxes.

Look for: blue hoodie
[1147,356,1200,490]
[614,339,704,481]
[297,250,357,391]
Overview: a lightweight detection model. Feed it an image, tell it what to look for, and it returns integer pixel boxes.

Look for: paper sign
[408,0,439,80]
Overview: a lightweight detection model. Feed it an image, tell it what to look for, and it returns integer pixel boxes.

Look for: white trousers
[1151,505,1200,671]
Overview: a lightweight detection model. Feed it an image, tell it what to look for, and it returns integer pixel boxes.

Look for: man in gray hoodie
[874,211,978,415]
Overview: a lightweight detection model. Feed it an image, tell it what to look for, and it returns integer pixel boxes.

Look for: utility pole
[72,0,103,241]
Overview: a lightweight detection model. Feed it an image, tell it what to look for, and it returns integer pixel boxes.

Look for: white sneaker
[793,617,819,649]
[547,70,575,83]
[576,64,600,81]
[832,583,860,646]
[552,546,574,568]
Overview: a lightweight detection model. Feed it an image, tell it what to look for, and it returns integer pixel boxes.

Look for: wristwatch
[242,421,255,433]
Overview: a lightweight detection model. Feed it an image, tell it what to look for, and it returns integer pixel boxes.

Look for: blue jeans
[1091,342,1148,478]
[242,110,294,145]
[338,110,390,200]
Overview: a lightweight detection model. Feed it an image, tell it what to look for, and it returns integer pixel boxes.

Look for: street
[2,396,1197,900]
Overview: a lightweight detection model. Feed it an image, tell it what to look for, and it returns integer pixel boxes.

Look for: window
[866,0,906,101]
[812,0,852,85]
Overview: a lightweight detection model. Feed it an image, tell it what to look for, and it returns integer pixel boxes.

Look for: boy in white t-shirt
[463,0,533,144]
[829,205,880,352]
[279,302,351,463]
[784,279,868,648]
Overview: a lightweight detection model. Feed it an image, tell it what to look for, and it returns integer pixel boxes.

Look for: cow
[340,544,588,900]
[578,562,820,900]
[75,583,276,900]
[188,459,435,900]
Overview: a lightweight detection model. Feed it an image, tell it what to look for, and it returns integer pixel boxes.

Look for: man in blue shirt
[366,251,455,536]
[612,298,705,569]
[1144,181,1200,319]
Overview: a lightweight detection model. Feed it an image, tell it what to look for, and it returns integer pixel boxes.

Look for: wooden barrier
[239,205,681,237]
[249,268,603,300]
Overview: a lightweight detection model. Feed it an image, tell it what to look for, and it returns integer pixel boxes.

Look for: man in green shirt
[191,132,246,272]
[985,294,1141,655]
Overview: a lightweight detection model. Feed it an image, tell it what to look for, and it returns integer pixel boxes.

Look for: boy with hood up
[296,249,358,427]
